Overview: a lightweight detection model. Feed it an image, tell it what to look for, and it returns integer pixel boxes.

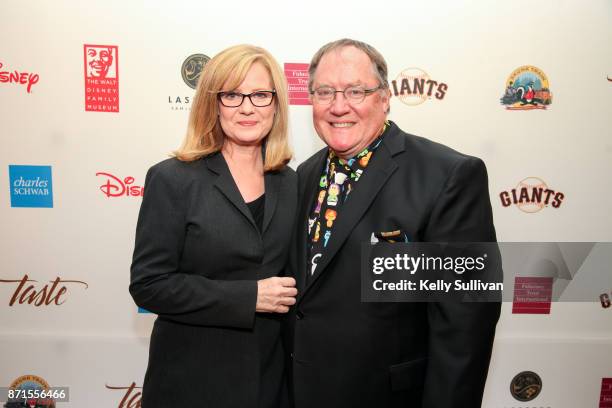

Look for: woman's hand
[256,277,298,313]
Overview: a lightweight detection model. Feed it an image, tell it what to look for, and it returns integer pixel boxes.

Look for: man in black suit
[288,39,501,407]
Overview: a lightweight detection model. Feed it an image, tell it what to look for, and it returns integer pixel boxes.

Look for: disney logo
[96,172,144,198]
[0,62,40,93]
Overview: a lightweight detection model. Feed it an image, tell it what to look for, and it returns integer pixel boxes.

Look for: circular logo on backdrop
[510,371,542,401]
[181,54,210,89]
[391,67,448,106]
[515,177,548,213]
[6,374,56,407]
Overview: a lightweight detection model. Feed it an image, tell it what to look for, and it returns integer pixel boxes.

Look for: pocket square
[371,230,410,244]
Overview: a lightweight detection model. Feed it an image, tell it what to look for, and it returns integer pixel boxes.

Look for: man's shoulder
[389,122,482,171]
[296,147,327,176]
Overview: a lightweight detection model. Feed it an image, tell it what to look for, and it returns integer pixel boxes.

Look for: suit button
[296,310,304,320]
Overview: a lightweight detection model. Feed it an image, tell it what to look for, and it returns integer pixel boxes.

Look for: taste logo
[96,172,144,198]
[391,68,448,106]
[106,382,142,408]
[499,177,564,213]
[0,62,40,93]
[84,44,119,112]
[0,274,88,306]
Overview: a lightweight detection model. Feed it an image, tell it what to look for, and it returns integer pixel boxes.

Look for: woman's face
[219,62,276,148]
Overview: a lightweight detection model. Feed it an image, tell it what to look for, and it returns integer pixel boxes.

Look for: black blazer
[288,122,501,408]
[130,153,297,408]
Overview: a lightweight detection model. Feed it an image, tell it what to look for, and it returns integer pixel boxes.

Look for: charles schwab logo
[391,68,448,106]
[8,165,53,208]
[96,172,144,198]
[169,53,210,111]
[0,62,40,93]
[499,177,564,213]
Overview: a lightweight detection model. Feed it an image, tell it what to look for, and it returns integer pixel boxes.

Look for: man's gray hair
[308,38,389,92]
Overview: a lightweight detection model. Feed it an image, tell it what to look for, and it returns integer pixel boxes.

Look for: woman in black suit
[130,44,297,408]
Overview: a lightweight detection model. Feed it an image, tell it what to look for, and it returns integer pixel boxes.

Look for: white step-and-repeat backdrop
[1,0,611,406]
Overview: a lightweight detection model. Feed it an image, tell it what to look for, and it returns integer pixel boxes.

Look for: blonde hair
[174,44,291,171]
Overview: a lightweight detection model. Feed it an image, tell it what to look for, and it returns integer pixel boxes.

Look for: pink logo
[512,277,552,314]
[96,172,144,198]
[601,378,612,408]
[0,62,39,93]
[84,44,119,112]
[284,63,310,105]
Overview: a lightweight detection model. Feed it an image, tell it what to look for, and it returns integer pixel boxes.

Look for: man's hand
[256,277,298,313]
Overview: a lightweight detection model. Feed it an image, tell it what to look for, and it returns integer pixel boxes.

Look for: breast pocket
[389,357,427,391]
[371,229,411,244]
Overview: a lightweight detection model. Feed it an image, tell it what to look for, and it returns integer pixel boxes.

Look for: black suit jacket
[130,153,296,408]
[288,122,501,408]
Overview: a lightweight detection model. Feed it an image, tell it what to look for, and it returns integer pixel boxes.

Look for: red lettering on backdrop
[106,383,142,408]
[0,274,88,306]
[0,62,40,93]
[96,172,144,197]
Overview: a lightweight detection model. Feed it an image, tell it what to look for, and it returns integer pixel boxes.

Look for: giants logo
[96,172,144,198]
[499,177,564,213]
[84,44,119,112]
[391,68,448,106]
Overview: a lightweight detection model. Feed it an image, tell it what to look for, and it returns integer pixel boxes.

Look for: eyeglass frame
[309,84,384,105]
[217,90,276,108]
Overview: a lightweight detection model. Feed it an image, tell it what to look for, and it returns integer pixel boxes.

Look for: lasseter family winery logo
[500,65,552,110]
[391,68,448,106]
[84,44,119,112]
[499,177,564,213]
[8,165,53,208]
[169,53,210,111]
[510,371,542,402]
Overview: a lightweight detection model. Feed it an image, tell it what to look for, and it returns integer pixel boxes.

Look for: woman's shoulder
[273,163,297,179]
[148,157,207,179]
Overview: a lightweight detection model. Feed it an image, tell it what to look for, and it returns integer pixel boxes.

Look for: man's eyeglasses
[310,85,383,105]
[218,90,276,107]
